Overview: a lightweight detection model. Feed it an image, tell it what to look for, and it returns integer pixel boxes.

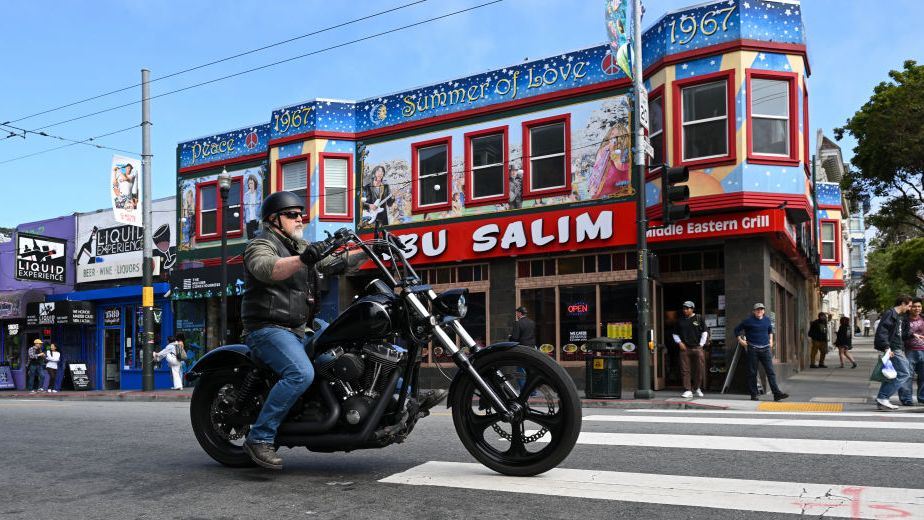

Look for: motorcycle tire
[190,370,257,468]
[451,345,581,476]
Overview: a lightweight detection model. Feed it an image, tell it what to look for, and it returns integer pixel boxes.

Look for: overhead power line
[1,0,427,126]
[25,0,503,133]
[0,124,139,165]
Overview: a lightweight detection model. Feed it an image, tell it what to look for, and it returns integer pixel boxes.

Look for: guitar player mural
[361,164,395,227]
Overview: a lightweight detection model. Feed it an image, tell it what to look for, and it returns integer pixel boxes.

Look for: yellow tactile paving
[757,402,844,412]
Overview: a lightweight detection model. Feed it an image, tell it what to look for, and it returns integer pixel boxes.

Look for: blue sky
[1,0,921,227]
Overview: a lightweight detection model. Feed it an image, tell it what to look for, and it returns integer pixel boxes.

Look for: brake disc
[488,385,556,444]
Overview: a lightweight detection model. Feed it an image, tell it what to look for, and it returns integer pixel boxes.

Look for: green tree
[856,245,916,313]
[835,60,924,243]
[885,237,924,290]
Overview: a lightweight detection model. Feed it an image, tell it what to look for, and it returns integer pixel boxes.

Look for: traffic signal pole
[632,0,654,399]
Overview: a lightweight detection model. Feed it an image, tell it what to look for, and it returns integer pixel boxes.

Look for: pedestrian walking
[509,306,537,348]
[44,343,61,392]
[26,339,46,393]
[808,312,829,368]
[154,334,184,390]
[903,297,924,404]
[733,303,788,402]
[873,295,914,410]
[834,316,857,369]
[863,318,871,337]
[673,301,708,398]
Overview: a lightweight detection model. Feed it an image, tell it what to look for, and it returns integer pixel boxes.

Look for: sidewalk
[2,336,919,412]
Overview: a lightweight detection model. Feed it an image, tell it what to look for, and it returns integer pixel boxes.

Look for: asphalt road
[3,399,923,519]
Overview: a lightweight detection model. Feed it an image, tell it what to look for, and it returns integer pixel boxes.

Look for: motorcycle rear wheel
[451,346,581,476]
[190,370,257,468]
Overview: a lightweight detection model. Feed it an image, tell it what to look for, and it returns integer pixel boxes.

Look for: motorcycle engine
[315,343,407,426]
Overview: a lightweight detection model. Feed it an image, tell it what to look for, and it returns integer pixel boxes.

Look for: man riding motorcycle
[240,191,444,470]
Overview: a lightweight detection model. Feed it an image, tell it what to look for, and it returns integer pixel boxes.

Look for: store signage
[26,301,95,326]
[364,205,783,266]
[169,264,246,300]
[646,212,778,241]
[15,232,68,284]
[7,323,19,336]
[68,363,91,391]
[103,307,121,326]
[75,198,176,283]
[567,302,590,315]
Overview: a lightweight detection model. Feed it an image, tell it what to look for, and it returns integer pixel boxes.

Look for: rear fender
[445,341,519,407]
[185,344,254,384]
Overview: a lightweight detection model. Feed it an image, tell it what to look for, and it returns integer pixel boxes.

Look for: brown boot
[244,441,283,470]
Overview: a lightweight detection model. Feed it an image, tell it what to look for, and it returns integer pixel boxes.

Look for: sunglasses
[279,210,303,220]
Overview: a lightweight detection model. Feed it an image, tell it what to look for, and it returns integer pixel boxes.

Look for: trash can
[585,337,623,399]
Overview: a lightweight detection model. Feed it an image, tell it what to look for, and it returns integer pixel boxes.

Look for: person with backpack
[154,333,186,390]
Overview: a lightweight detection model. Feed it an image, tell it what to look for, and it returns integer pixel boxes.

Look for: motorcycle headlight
[433,288,468,319]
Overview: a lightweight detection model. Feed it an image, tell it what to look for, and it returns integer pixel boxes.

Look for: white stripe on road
[622,409,924,419]
[554,432,924,458]
[380,461,924,519]
[583,414,924,430]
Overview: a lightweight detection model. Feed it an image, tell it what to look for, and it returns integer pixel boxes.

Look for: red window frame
[411,136,452,213]
[645,85,666,181]
[671,69,737,170]
[318,152,354,222]
[464,125,509,207]
[745,69,799,166]
[819,219,840,265]
[275,153,311,221]
[195,176,244,242]
[521,114,572,199]
[802,81,810,177]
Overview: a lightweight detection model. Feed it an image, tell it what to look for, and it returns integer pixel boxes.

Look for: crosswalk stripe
[552,432,924,458]
[583,414,924,430]
[622,409,924,418]
[380,461,924,519]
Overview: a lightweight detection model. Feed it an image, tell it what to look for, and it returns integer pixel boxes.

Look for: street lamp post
[217,168,231,346]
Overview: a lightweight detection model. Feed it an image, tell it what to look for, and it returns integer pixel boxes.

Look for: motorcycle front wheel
[451,346,582,476]
[190,370,257,468]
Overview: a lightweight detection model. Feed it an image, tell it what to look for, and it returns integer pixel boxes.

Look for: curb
[0,391,192,402]
[580,398,729,410]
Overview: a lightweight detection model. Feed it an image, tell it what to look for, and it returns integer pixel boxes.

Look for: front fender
[185,344,254,384]
[445,341,519,407]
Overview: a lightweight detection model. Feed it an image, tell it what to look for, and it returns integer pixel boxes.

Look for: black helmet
[261,191,304,221]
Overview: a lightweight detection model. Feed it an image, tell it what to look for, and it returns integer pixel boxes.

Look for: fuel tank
[314,294,394,347]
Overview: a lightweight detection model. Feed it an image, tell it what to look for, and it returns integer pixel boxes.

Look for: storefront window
[559,285,596,361]
[4,323,23,370]
[600,284,638,360]
[176,300,206,364]
[520,287,555,356]
[131,305,163,370]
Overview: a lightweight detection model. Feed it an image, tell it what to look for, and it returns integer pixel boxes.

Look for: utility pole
[141,69,154,391]
[632,0,654,399]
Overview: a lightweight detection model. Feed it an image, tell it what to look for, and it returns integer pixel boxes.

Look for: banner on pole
[605,0,632,79]
[110,155,142,226]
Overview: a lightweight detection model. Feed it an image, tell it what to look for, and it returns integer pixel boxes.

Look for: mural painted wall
[178,124,269,170]
[355,94,633,227]
[177,162,267,251]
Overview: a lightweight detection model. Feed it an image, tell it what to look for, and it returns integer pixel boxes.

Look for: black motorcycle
[187,228,581,476]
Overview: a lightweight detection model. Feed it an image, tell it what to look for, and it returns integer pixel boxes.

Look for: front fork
[405,292,517,419]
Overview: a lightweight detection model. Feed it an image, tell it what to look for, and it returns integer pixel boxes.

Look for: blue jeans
[27,363,44,391]
[245,327,315,444]
[908,350,924,402]
[746,346,782,397]
[877,350,913,402]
